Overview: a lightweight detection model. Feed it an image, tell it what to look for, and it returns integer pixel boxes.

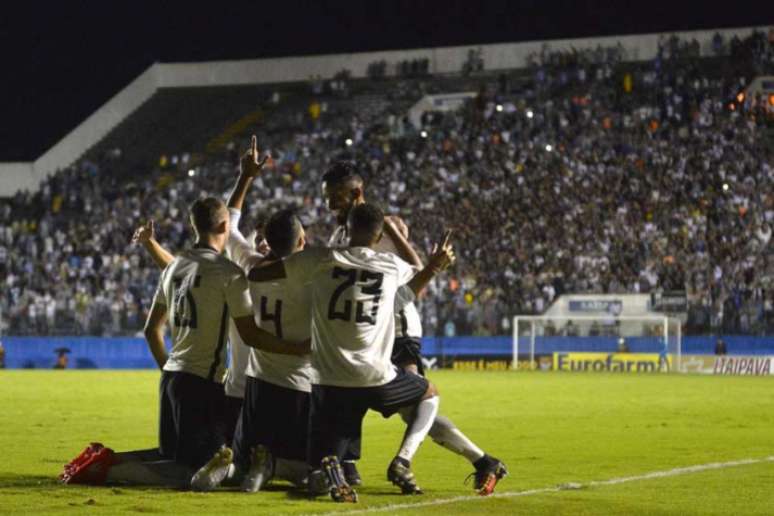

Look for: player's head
[264,209,305,258]
[189,197,229,240]
[347,203,384,247]
[321,161,365,224]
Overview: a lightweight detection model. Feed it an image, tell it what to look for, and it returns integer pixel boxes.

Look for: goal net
[511,315,682,372]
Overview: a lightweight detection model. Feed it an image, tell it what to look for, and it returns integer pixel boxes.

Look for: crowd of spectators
[1,31,773,338]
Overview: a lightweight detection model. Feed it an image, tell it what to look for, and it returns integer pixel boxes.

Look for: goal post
[511,315,681,371]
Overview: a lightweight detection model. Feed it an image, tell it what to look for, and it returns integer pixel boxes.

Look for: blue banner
[1,335,774,369]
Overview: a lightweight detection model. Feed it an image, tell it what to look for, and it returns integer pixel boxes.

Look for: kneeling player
[322,163,507,495]
[59,198,307,487]
[191,137,315,492]
[250,203,455,502]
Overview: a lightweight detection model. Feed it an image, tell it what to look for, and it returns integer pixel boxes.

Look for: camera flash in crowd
[496,104,503,112]
[545,144,553,152]
[526,110,534,119]
[420,130,428,138]
[187,169,195,177]
[345,138,353,146]
[722,183,729,192]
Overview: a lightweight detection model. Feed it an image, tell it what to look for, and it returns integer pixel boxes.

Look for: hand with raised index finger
[240,135,269,178]
[429,229,456,273]
[131,220,155,245]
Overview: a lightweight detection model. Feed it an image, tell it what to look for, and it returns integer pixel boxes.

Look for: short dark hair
[322,161,363,186]
[348,203,384,242]
[264,209,303,258]
[190,197,227,235]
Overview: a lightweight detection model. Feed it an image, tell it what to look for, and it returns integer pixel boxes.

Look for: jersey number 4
[173,275,201,329]
[328,267,384,325]
[260,296,283,338]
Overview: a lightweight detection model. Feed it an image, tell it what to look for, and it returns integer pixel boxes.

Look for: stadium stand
[0,30,772,338]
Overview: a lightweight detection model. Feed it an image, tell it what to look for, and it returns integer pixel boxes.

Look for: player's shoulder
[212,253,245,276]
[186,248,245,280]
[344,246,405,271]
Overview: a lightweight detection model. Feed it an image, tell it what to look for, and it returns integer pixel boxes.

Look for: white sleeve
[229,207,242,228]
[225,272,254,319]
[152,267,169,306]
[393,256,417,286]
[227,208,264,271]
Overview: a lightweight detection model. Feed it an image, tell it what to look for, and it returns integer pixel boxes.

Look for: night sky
[1,0,771,161]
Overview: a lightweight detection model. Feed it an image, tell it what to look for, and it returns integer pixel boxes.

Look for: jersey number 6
[172,275,201,329]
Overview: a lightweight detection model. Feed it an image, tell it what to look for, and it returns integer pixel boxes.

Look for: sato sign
[553,352,669,373]
[568,299,623,314]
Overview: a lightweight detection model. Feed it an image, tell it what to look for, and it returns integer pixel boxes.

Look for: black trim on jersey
[207,303,229,382]
[193,243,219,253]
[399,309,408,338]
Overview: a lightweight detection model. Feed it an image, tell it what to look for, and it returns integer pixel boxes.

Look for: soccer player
[191,137,315,492]
[131,219,248,448]
[59,197,307,487]
[321,161,508,495]
[249,203,454,502]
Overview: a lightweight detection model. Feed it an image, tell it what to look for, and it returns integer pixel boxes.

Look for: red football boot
[59,443,105,481]
[60,446,116,485]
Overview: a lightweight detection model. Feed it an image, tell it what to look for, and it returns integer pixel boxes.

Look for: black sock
[394,456,411,468]
[473,454,492,470]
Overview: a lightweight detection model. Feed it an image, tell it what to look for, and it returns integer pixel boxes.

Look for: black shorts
[308,368,429,467]
[158,370,227,469]
[391,337,425,375]
[232,376,310,470]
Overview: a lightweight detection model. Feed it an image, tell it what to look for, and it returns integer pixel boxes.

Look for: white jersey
[228,209,314,393]
[329,225,423,339]
[283,246,415,387]
[154,247,253,382]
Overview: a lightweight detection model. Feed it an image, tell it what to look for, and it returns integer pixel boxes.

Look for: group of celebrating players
[57,137,507,503]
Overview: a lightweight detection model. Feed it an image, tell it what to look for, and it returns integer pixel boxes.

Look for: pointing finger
[441,229,452,248]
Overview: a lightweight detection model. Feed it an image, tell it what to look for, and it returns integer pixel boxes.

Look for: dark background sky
[1,0,771,161]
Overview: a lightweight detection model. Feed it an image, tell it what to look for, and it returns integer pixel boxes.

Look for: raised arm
[132,220,175,269]
[233,315,309,356]
[384,216,423,268]
[407,230,455,297]
[228,135,268,210]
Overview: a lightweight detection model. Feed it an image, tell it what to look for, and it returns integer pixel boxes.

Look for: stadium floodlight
[511,314,682,372]
[526,110,534,118]
[345,138,353,146]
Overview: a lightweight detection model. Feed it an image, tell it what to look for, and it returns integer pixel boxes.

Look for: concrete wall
[0,25,769,196]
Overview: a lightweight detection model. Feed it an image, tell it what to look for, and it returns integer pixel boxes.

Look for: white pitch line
[311,455,774,515]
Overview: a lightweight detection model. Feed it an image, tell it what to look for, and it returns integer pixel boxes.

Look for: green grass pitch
[1,369,773,515]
